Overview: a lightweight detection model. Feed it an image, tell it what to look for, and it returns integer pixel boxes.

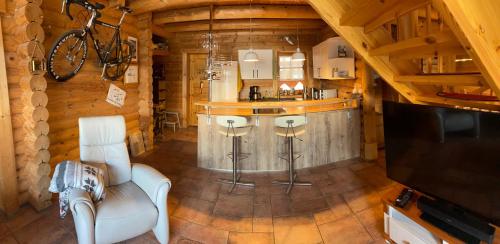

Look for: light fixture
[294,81,304,91]
[292,23,305,61]
[280,83,292,91]
[243,0,259,62]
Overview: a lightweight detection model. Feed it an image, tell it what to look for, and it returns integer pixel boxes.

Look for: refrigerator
[211,61,239,102]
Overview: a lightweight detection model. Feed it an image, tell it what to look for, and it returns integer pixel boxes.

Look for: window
[279,55,304,81]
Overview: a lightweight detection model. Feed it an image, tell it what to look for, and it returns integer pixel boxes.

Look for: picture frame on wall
[124,65,138,84]
[128,36,138,63]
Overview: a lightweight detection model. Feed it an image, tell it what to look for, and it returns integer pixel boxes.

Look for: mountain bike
[47,0,134,81]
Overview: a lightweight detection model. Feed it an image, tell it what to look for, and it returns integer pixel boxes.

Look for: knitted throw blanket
[49,160,106,218]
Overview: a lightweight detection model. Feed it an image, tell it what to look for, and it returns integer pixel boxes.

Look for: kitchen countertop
[195,98,359,116]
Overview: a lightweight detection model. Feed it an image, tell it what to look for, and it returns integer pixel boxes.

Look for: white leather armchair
[70,115,171,244]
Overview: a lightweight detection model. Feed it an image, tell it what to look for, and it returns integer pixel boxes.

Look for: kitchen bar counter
[195,98,358,116]
[196,98,361,171]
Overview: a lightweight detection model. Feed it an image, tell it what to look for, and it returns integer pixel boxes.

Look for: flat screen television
[383,101,500,226]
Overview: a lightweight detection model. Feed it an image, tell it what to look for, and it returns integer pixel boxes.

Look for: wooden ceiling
[124,0,499,111]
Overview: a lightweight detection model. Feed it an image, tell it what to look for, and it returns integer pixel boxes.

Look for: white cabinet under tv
[312,37,355,80]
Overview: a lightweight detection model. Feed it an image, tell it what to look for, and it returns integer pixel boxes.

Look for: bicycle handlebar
[61,0,101,21]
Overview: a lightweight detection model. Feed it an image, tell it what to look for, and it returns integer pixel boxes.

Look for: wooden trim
[0,17,20,214]
[416,95,500,111]
[364,0,430,33]
[0,0,6,14]
[162,19,325,33]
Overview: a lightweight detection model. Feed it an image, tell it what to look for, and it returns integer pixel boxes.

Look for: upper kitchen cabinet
[313,37,355,80]
[238,49,274,80]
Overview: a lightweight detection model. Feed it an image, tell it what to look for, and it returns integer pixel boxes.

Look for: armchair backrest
[79,115,131,185]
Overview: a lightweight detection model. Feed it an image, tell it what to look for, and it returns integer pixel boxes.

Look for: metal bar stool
[273,115,312,194]
[216,116,255,193]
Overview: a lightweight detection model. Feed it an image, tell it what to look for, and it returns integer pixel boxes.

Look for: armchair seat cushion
[95,181,158,244]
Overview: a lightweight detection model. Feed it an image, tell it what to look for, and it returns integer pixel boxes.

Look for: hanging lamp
[243,0,259,62]
[291,24,305,61]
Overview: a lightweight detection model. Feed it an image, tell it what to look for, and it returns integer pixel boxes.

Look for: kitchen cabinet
[313,37,355,80]
[238,49,273,80]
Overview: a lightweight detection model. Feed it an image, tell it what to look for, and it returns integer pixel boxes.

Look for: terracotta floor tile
[12,211,77,244]
[173,197,214,225]
[199,182,222,202]
[0,222,11,239]
[170,217,229,244]
[355,165,394,189]
[318,215,373,244]
[125,231,159,244]
[270,195,293,217]
[0,235,18,244]
[210,216,253,232]
[5,205,43,232]
[171,178,204,198]
[213,194,254,217]
[313,194,353,225]
[253,216,273,233]
[254,195,271,205]
[219,183,255,195]
[355,204,385,241]
[289,197,329,214]
[342,188,382,213]
[228,232,274,244]
[273,216,323,244]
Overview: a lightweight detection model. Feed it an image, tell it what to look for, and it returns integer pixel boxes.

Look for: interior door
[188,54,209,126]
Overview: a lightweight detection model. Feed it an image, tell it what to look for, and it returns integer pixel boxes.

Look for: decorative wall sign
[124,65,138,84]
[128,36,138,63]
[106,83,126,107]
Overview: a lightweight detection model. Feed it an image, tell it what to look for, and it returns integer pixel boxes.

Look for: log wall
[160,30,320,126]
[2,0,51,210]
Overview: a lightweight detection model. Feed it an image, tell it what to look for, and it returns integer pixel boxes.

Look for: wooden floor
[0,127,396,244]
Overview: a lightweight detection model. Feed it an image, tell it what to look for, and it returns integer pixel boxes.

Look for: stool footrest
[217,178,255,193]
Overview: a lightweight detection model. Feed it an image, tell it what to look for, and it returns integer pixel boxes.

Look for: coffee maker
[249,86,261,101]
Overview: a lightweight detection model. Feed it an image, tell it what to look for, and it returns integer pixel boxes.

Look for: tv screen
[383,101,500,226]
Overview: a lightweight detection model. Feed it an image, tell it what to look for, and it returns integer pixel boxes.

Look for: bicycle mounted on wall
[47,0,134,81]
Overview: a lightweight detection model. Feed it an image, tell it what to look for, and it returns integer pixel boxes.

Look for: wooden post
[361,61,378,161]
[0,17,20,214]
[137,13,154,150]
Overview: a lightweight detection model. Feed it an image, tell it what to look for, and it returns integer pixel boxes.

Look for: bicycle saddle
[94,2,105,9]
[117,5,132,14]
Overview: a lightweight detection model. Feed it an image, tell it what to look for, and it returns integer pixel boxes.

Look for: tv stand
[382,187,499,244]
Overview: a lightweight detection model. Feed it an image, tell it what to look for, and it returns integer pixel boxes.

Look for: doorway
[187,53,209,126]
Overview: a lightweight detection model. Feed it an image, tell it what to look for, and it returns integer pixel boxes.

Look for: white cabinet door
[238,49,273,80]
[312,45,322,79]
[254,49,273,79]
[238,50,256,79]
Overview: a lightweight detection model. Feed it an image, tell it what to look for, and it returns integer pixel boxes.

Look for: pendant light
[292,24,306,61]
[243,0,259,62]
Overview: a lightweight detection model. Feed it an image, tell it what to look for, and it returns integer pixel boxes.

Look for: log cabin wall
[161,30,320,126]
[42,0,148,168]
[2,0,51,211]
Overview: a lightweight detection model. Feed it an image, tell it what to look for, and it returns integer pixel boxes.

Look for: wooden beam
[153,5,320,25]
[416,96,500,111]
[432,0,500,100]
[129,0,308,15]
[0,0,6,14]
[369,31,456,56]
[339,0,400,27]
[0,17,20,214]
[364,0,430,33]
[162,19,325,33]
[396,74,484,86]
[152,24,174,39]
[388,42,465,60]
[308,0,422,104]
[361,62,378,160]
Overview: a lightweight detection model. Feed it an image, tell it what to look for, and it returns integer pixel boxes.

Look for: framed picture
[106,83,126,107]
[124,65,138,84]
[128,36,138,63]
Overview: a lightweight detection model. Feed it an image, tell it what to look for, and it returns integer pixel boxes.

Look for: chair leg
[272,137,311,194]
[217,136,255,193]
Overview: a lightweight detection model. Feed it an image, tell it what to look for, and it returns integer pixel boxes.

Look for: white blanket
[49,160,106,218]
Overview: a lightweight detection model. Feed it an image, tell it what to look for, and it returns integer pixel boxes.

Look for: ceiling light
[243,49,259,62]
[292,48,306,61]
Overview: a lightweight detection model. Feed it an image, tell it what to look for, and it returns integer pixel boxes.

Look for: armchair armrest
[69,189,96,244]
[131,163,171,205]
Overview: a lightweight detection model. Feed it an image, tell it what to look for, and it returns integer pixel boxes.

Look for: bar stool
[273,115,312,194]
[216,116,255,193]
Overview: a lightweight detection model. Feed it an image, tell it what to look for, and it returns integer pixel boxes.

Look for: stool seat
[216,116,248,128]
[275,128,305,137]
[274,115,306,128]
[217,128,249,137]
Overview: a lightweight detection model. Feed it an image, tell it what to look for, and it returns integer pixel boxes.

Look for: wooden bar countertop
[195,98,359,116]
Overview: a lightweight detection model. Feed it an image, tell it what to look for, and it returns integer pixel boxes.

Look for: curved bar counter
[196,98,361,171]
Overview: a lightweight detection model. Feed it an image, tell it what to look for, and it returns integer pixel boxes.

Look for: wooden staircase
[308,0,500,111]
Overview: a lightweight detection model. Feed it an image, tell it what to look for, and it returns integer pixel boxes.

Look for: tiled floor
[0,127,397,244]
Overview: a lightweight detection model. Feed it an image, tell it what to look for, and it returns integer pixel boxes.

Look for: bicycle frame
[81,8,128,65]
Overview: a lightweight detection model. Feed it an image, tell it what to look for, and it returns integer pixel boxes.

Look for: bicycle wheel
[102,40,133,81]
[47,30,88,82]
